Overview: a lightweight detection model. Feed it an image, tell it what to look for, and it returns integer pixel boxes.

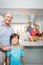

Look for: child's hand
[1,46,11,51]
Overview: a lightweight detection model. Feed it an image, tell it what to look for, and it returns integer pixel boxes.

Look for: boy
[7,33,24,65]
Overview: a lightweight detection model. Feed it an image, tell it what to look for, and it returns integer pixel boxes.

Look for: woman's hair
[10,33,19,44]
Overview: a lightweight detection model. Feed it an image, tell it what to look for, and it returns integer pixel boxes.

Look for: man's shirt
[28,26,33,33]
[0,23,14,46]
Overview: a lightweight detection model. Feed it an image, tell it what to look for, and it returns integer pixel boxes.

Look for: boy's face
[11,36,19,45]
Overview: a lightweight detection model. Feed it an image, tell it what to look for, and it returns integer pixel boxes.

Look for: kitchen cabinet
[19,40,43,65]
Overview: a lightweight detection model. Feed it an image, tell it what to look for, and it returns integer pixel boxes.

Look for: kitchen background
[0,9,43,33]
[0,0,43,65]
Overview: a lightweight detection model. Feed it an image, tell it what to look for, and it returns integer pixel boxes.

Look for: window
[11,23,27,34]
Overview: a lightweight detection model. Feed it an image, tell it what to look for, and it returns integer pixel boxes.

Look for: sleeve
[11,27,14,34]
[28,32,32,38]
[21,49,24,57]
[7,51,10,57]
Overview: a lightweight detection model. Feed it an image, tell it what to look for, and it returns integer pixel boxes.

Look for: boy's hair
[10,33,19,44]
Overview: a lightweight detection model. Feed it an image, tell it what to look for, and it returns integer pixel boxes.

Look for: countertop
[19,40,43,46]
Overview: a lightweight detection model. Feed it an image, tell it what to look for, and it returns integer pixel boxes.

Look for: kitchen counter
[19,40,43,65]
[19,40,43,46]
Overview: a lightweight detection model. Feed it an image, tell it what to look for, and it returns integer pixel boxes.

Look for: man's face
[28,23,31,27]
[4,13,13,25]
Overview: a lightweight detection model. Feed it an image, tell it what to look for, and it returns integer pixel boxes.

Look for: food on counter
[28,37,38,42]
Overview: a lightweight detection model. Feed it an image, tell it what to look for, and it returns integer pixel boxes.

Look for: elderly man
[0,12,14,65]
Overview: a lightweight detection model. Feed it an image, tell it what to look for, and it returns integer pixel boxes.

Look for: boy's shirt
[7,46,24,65]
[21,31,32,40]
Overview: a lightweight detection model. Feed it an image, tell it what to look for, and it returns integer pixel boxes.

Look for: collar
[1,22,11,27]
